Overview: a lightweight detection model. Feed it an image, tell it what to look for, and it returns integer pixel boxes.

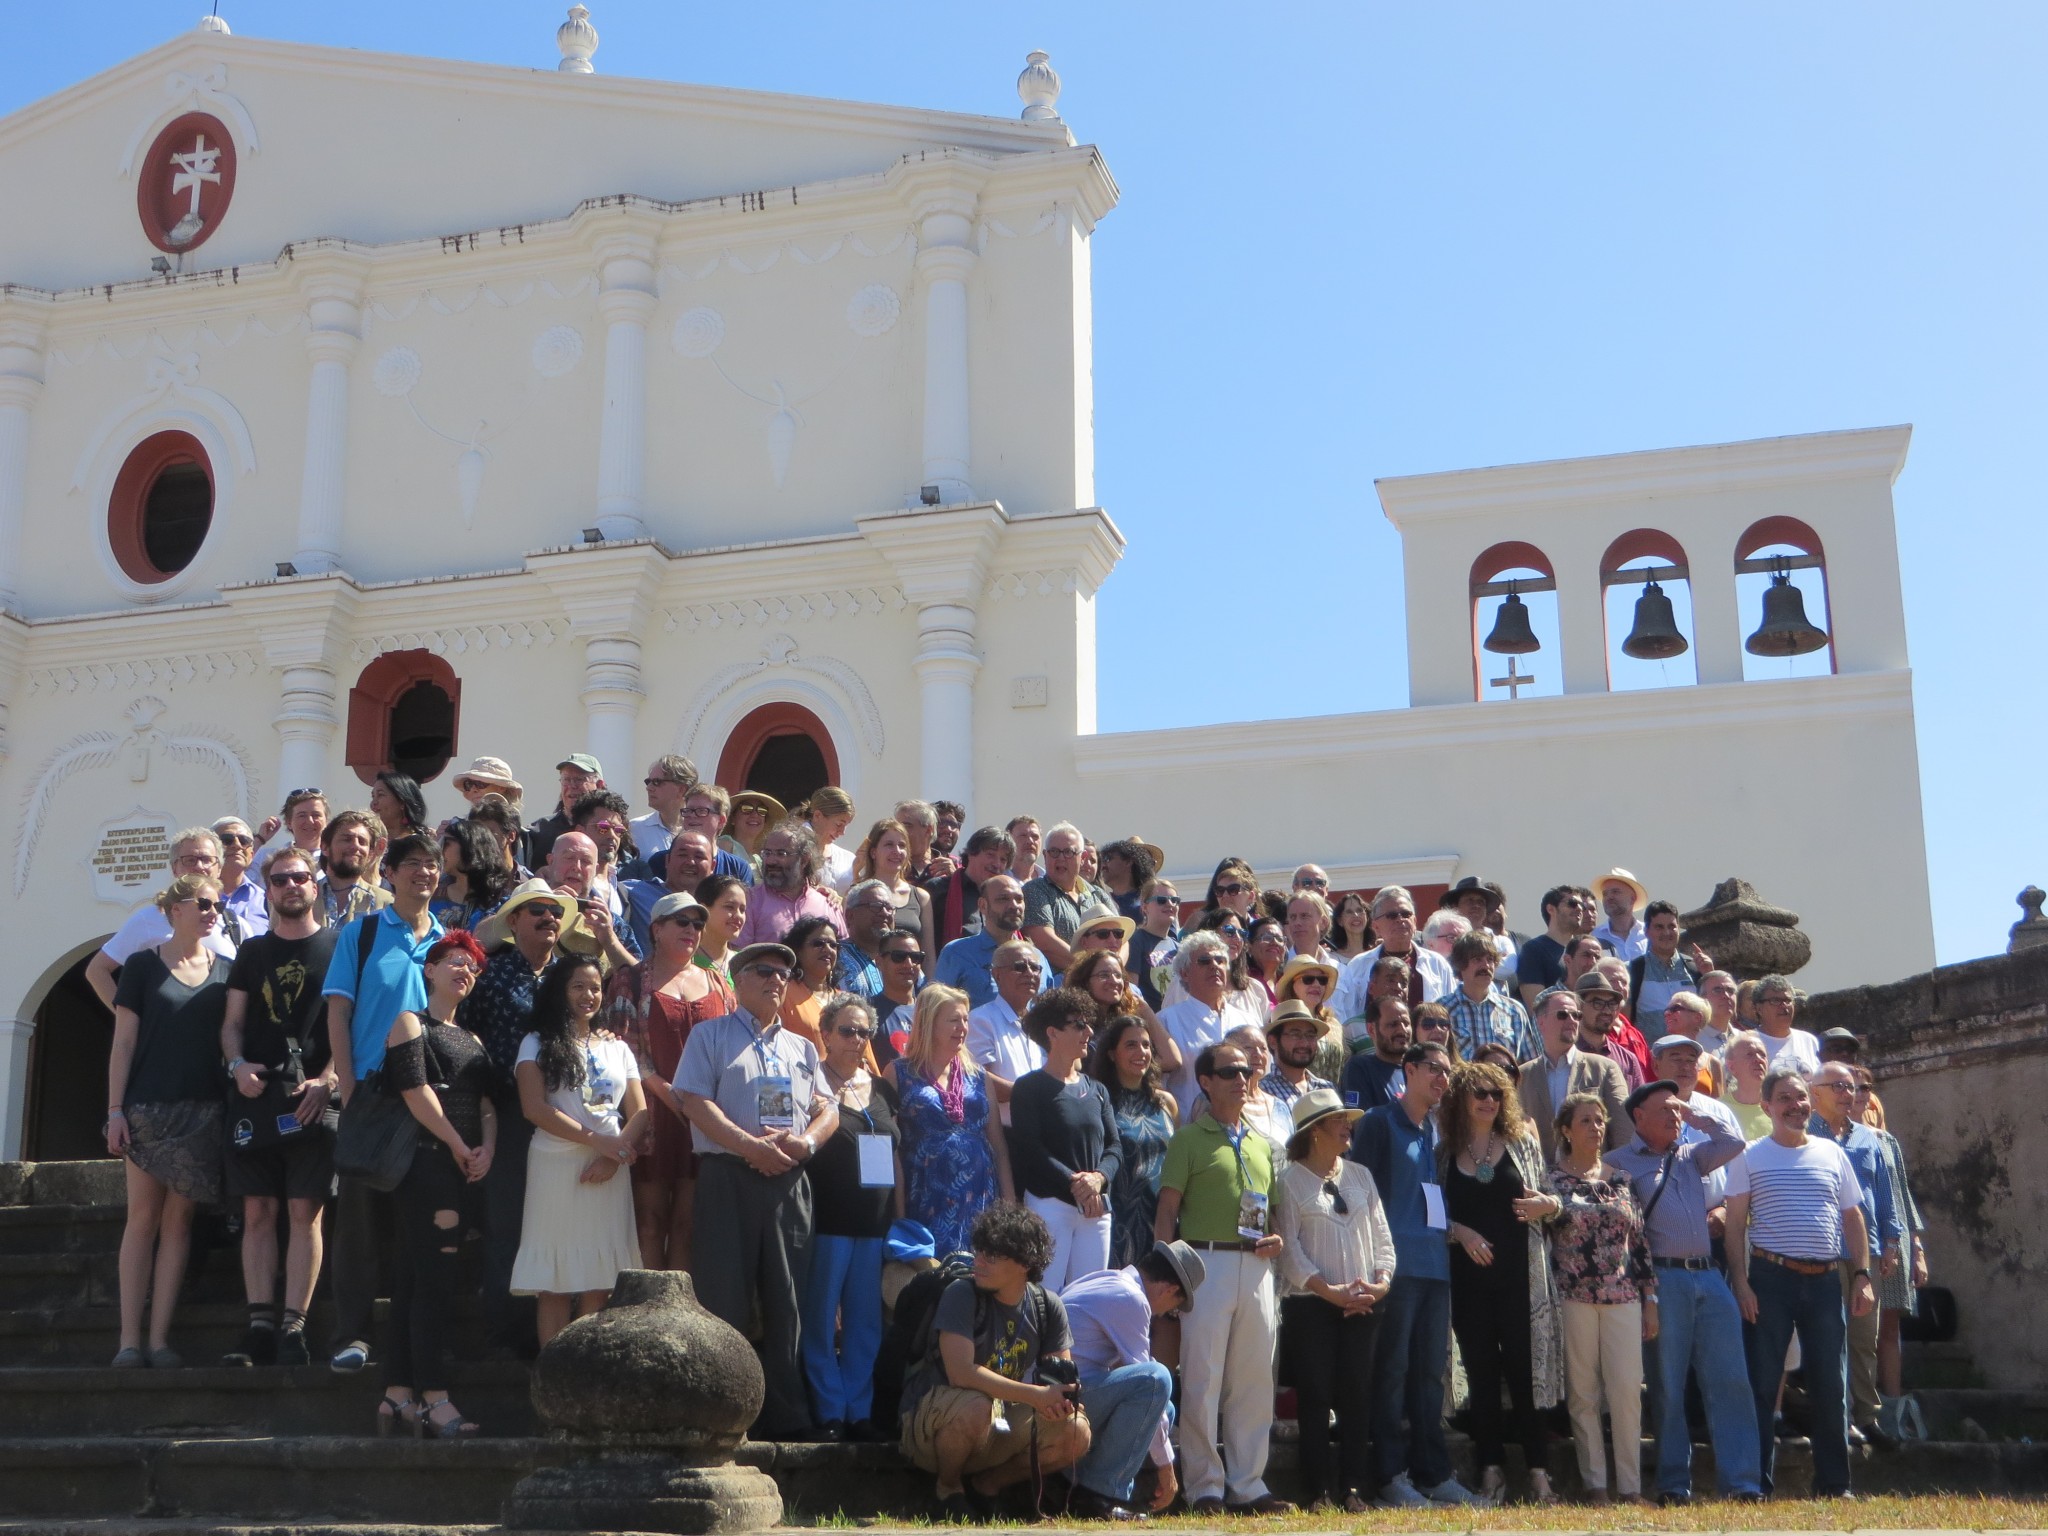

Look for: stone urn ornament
[1678,878,1811,980]
[507,1269,783,1534]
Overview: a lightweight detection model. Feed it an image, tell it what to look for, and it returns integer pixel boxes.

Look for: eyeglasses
[836,1026,876,1040]
[217,832,254,847]
[681,805,722,820]
[1298,877,1330,890]
[884,951,923,965]
[1216,883,1249,897]
[186,897,224,913]
[268,870,314,887]
[1323,1179,1350,1215]
[397,859,441,875]
[1469,1086,1505,1101]
[744,964,795,982]
[1758,994,1794,1007]
[1277,1028,1322,1043]
[1207,1065,1254,1081]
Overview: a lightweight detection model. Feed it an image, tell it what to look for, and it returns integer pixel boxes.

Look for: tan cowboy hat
[1130,835,1167,868]
[1074,911,1137,945]
[1590,867,1648,909]
[1289,1086,1365,1136]
[1265,999,1322,1036]
[1276,955,1340,994]
[451,755,523,798]
[475,878,592,953]
[729,789,788,822]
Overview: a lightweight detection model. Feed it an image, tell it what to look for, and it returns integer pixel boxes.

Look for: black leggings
[1282,1293,1379,1501]
[384,1141,465,1393]
[1451,1261,1546,1470]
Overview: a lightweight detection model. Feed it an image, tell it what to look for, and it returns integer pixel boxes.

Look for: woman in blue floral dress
[1089,1013,1179,1268]
[889,985,1011,1256]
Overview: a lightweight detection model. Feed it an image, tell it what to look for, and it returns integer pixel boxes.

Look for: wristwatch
[227,1057,249,1077]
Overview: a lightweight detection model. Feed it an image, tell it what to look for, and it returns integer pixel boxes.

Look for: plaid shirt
[1261,1067,1333,1108]
[1445,988,1538,1063]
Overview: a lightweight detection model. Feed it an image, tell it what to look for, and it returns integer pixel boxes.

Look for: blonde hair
[802,786,856,822]
[904,984,976,1078]
[155,873,222,915]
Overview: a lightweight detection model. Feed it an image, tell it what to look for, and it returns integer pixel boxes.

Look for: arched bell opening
[1469,541,1561,702]
[1600,529,1699,692]
[1735,516,1834,681]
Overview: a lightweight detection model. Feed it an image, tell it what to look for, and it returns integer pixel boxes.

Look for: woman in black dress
[378,931,499,1437]
[1438,1061,1565,1504]
[105,874,233,1368]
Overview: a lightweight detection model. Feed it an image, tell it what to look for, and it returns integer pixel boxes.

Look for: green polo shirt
[1160,1112,1275,1243]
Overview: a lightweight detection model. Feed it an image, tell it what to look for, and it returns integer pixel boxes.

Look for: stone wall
[1803,947,2048,1391]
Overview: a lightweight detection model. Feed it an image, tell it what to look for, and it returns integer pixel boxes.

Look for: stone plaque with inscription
[89,810,179,906]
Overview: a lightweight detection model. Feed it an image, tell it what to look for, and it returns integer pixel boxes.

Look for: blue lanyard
[1222,1121,1252,1184]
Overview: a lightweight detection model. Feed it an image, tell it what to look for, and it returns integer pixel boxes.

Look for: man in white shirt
[1697,971,1740,1056]
[1723,1067,1875,1499]
[1331,886,1455,1024]
[965,937,1048,1124]
[1157,932,1231,1115]
[1749,974,1821,1077]
[629,753,699,857]
[86,826,235,1007]
[1591,868,1649,960]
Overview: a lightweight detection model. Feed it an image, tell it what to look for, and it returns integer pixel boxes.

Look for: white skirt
[510,1130,640,1297]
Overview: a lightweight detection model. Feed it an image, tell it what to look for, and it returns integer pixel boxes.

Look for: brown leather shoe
[1227,1495,1298,1515]
[1190,1496,1227,1516]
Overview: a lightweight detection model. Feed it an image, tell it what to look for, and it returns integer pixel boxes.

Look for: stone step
[0,1299,484,1368]
[1916,1387,2048,1442]
[1905,1338,1986,1389]
[0,1204,128,1255]
[0,1161,126,1209]
[0,1364,541,1439]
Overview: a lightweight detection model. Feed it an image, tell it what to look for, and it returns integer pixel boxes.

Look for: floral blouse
[1545,1164,1655,1306]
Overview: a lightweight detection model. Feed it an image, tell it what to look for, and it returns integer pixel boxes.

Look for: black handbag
[329,913,418,1192]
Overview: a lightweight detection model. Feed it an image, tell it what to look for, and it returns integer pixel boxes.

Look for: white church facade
[0,14,1932,1155]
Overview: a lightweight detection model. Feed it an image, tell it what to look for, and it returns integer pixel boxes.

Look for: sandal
[1528,1470,1560,1507]
[417,1398,479,1439]
[375,1393,418,1438]
[111,1346,147,1369]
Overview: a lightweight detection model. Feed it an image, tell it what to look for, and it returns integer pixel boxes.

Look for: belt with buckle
[1753,1248,1834,1276]
[1653,1256,1714,1270]
[1183,1239,1262,1252]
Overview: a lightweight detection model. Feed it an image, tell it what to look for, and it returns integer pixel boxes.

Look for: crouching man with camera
[898,1204,1091,1522]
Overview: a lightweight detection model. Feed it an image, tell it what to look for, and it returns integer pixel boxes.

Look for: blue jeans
[1076,1361,1173,1503]
[1370,1275,1453,1490]
[1744,1257,1850,1496]
[1653,1265,1761,1496]
[799,1233,884,1425]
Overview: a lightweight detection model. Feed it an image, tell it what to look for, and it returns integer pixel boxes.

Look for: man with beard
[935,873,1047,1008]
[924,825,1014,949]
[316,811,392,929]
[1261,1001,1332,1108]
[737,822,843,948]
[1338,995,1413,1116]
[220,845,337,1368]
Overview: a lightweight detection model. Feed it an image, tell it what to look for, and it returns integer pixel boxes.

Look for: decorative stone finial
[1677,878,1812,980]
[1017,50,1061,121]
[2010,886,2048,954]
[196,10,230,32]
[557,4,599,73]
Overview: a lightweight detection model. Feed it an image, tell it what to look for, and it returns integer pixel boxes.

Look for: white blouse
[1274,1158,1397,1297]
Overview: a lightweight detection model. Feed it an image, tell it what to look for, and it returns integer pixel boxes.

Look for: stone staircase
[0,1159,2042,1528]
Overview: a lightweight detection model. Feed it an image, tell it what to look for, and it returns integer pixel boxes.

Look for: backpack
[870,1259,1056,1427]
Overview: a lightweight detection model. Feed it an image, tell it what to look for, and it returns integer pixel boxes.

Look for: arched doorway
[22,940,114,1162]
[716,702,839,814]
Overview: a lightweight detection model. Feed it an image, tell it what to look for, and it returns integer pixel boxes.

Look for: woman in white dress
[512,953,648,1345]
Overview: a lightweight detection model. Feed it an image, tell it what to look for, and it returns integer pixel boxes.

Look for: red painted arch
[1469,540,1555,589]
[715,702,840,792]
[1600,527,1689,581]
[346,649,462,784]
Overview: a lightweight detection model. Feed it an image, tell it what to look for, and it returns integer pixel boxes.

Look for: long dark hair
[441,821,513,912]
[530,955,604,1092]
[376,771,431,837]
[1090,1013,1173,1114]
[1201,857,1258,912]
[786,914,840,986]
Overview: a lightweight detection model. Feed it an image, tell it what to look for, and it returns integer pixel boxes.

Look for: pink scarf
[935,1058,967,1124]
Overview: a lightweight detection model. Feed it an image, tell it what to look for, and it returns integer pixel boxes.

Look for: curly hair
[1064,949,1139,1021]
[529,955,606,1093]
[970,1202,1056,1281]
[1436,1059,1529,1172]
[1098,837,1158,890]
[1021,985,1097,1052]
[440,820,514,912]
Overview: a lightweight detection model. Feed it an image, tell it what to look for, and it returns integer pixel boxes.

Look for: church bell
[1745,570,1829,657]
[1620,579,1688,660]
[1481,586,1540,654]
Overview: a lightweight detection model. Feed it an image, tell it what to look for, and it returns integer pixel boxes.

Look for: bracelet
[1852,1267,1871,1280]
[106,1108,126,1118]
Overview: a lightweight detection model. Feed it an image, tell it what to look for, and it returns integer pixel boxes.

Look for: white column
[275,663,340,799]
[1689,554,1744,686]
[594,234,658,541]
[914,602,980,810]
[915,193,978,503]
[293,273,364,573]
[582,636,643,780]
[0,1016,33,1161]
[0,318,46,611]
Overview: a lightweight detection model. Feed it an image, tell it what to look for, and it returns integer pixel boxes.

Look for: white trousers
[1562,1299,1643,1496]
[1024,1193,1113,1291]
[1179,1248,1277,1504]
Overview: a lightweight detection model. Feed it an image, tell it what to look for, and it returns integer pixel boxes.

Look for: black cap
[1437,876,1505,910]
[1624,1079,1681,1119]
[1820,1027,1861,1049]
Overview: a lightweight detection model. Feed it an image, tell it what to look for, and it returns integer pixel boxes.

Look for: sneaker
[275,1330,310,1368]
[1419,1476,1482,1506]
[1375,1475,1429,1510]
[222,1325,277,1368]
[329,1340,369,1373]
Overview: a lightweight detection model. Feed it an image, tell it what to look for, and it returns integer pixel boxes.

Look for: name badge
[1237,1188,1269,1240]
[756,1072,796,1132]
[857,1134,895,1187]
[1423,1182,1448,1230]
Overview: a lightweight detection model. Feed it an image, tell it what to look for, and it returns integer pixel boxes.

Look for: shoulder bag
[331,913,419,1192]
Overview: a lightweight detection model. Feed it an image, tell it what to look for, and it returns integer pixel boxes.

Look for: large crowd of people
[91,751,1930,1513]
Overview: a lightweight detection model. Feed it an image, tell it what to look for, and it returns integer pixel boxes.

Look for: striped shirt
[1444,988,1538,1062]
[1724,1135,1862,1263]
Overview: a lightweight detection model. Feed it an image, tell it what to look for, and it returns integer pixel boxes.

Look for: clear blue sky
[8,4,2041,969]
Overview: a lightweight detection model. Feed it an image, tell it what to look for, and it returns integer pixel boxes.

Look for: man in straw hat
[1591,867,1649,961]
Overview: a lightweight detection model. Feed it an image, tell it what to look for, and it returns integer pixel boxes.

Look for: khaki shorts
[900,1384,1087,1475]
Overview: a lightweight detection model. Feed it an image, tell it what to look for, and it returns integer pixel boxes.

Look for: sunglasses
[1324,1179,1350,1215]
[999,961,1040,974]
[1053,1018,1095,1032]
[1296,974,1329,987]
[1207,1065,1254,1081]
[744,965,795,982]
[268,870,314,887]
[1298,877,1330,890]
[884,951,923,965]
[836,1026,876,1040]
[1218,927,1245,941]
[1216,883,1250,897]
[1469,1086,1505,1101]
[525,904,566,921]
[644,777,682,787]
[1148,894,1178,905]
[287,787,323,799]
[186,897,224,913]
[217,832,254,847]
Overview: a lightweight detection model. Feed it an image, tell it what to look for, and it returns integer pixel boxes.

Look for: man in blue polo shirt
[321,832,444,1375]
[1348,1041,1478,1509]
[934,874,1044,1008]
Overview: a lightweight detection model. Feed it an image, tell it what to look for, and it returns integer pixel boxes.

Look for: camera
[1037,1355,1082,1404]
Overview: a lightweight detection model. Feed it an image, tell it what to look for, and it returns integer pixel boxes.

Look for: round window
[109,432,214,585]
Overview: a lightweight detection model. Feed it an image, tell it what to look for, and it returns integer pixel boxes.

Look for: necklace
[1470,1132,1499,1183]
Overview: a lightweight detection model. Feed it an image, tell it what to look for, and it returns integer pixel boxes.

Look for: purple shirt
[1058,1265,1172,1466]
[737,885,845,950]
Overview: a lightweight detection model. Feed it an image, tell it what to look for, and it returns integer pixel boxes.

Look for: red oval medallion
[136,112,238,255]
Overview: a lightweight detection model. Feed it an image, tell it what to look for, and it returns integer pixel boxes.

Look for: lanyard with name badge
[1224,1121,1268,1239]
[847,1100,895,1187]
[751,1023,796,1132]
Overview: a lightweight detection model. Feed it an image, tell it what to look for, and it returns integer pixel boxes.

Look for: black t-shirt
[1516,933,1567,993]
[811,1074,901,1239]
[226,929,339,1074]
[1129,930,1169,1010]
[114,948,232,1106]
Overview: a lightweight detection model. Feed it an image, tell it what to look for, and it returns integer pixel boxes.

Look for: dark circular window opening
[388,681,457,783]
[109,431,214,584]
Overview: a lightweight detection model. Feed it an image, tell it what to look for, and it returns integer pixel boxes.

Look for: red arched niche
[346,650,462,784]
[1736,516,1825,564]
[1469,541,1558,700]
[1599,528,1688,582]
[717,702,840,798]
